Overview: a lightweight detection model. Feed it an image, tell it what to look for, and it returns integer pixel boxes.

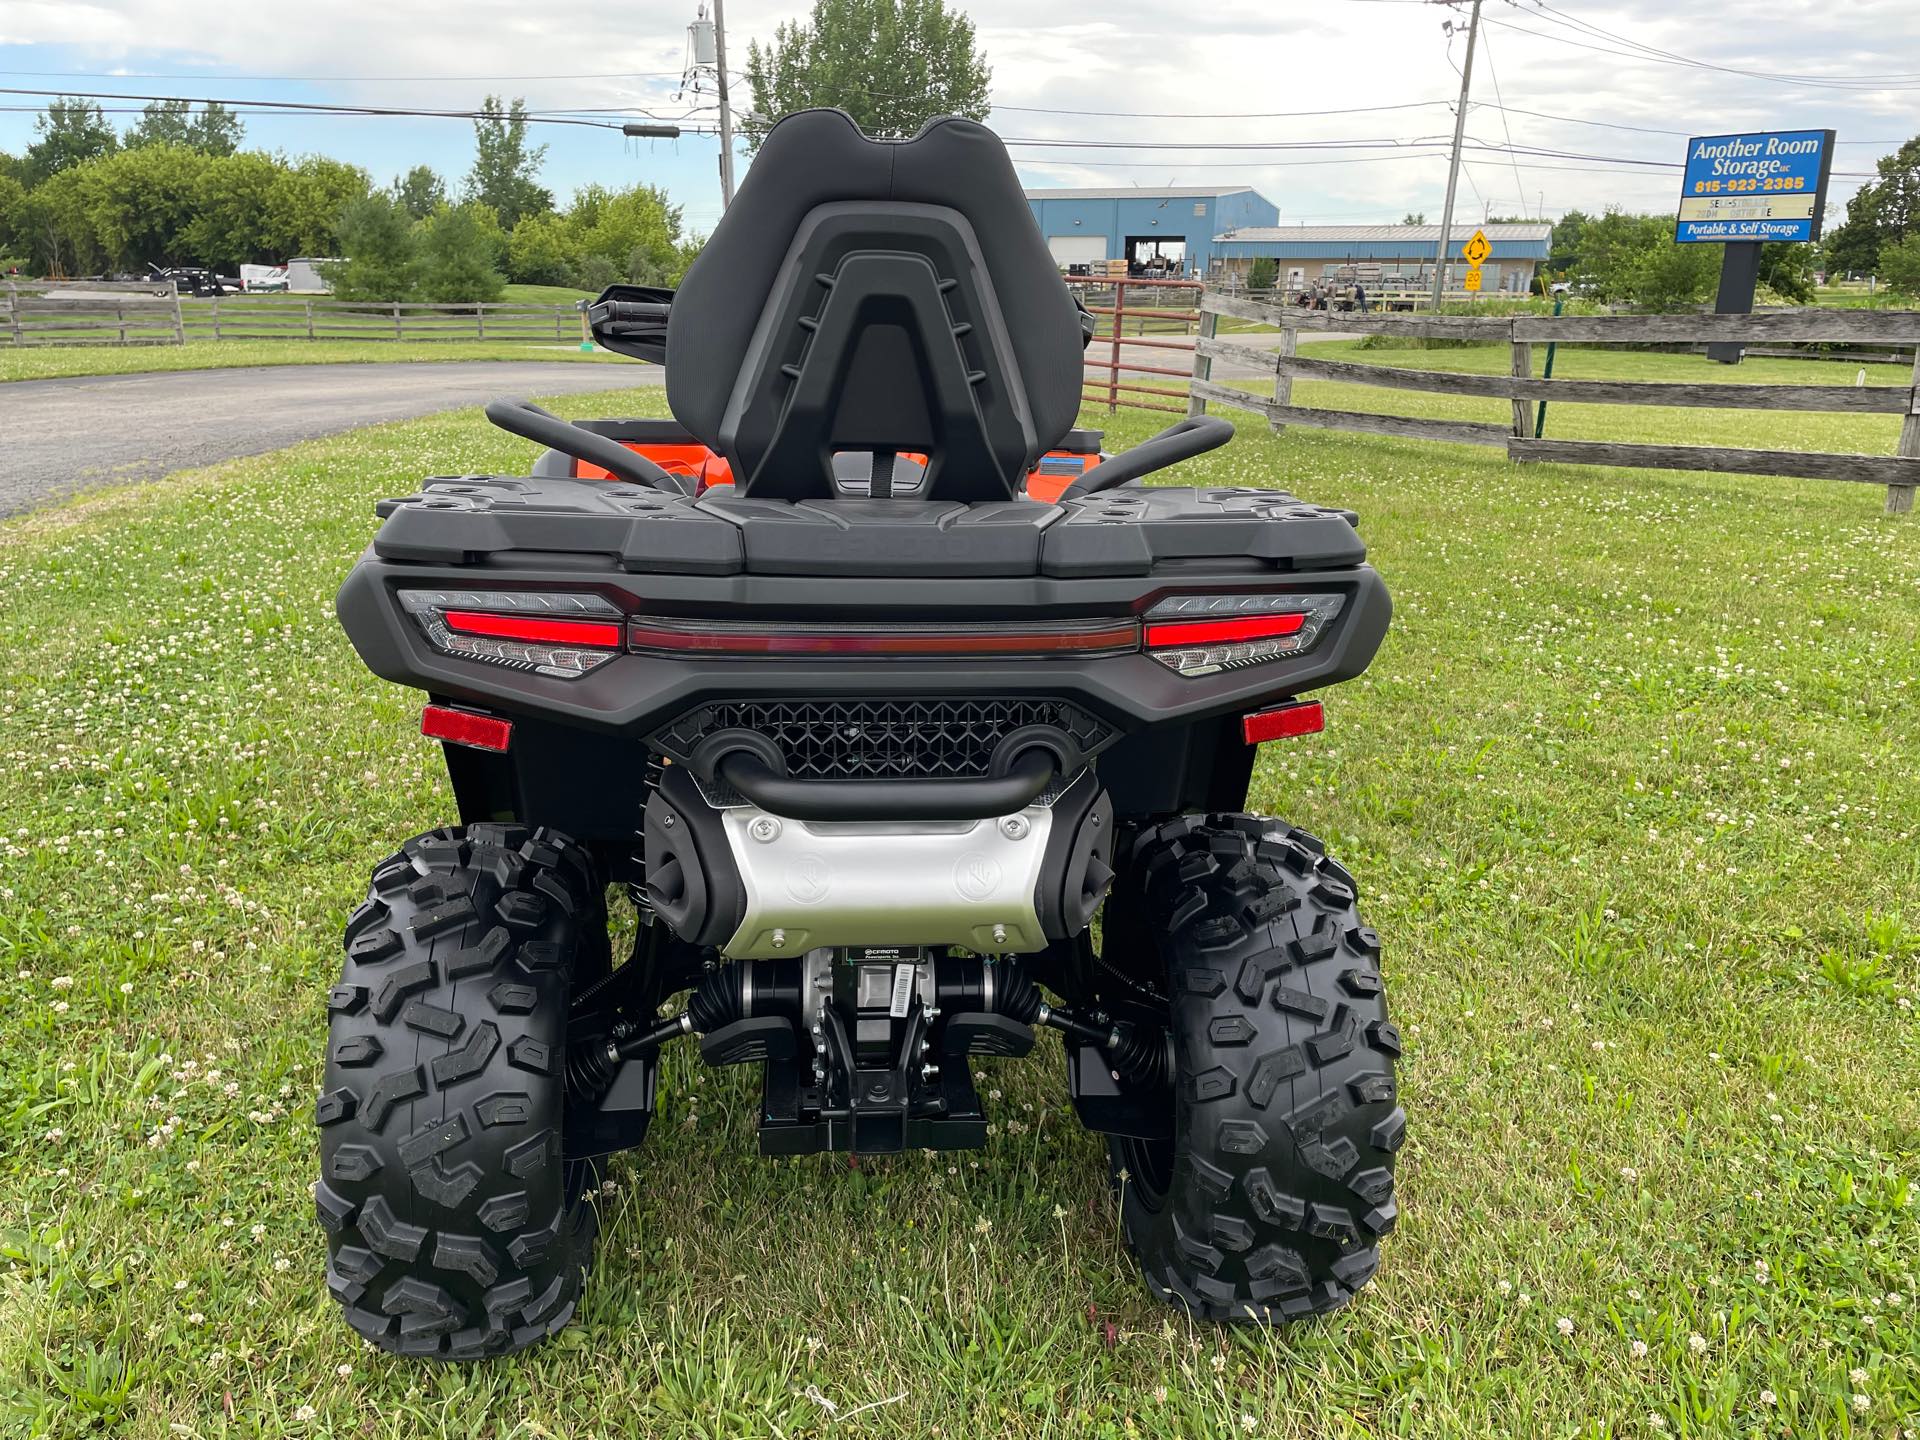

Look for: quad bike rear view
[320,109,1400,1358]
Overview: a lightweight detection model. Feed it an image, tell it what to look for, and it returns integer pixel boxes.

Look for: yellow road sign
[1462,266,1484,293]
[1462,229,1492,265]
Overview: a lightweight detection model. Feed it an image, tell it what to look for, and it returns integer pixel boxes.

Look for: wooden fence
[1189,294,1920,515]
[2,280,582,347]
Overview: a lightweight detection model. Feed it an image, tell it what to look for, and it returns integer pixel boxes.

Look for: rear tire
[315,824,606,1359]
[1109,814,1403,1322]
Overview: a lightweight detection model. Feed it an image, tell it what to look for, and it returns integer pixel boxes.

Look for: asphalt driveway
[0,361,664,515]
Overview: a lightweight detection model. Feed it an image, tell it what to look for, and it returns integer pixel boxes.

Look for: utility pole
[713,0,737,208]
[1430,0,1482,312]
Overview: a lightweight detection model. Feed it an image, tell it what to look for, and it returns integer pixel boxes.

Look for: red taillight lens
[442,610,623,648]
[1143,593,1345,678]
[1144,612,1307,649]
[627,619,1140,658]
[398,589,623,680]
[1241,700,1324,744]
[421,704,513,752]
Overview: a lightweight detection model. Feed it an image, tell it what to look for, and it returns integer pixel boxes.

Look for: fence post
[476,305,486,340]
[305,300,314,340]
[393,302,403,340]
[3,280,18,346]
[211,296,221,342]
[1509,326,1535,439]
[1892,344,1920,516]
[1272,322,1297,434]
[1187,299,1217,418]
[169,282,184,346]
[1106,281,1122,410]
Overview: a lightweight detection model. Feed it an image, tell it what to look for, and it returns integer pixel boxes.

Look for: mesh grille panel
[656,698,1112,781]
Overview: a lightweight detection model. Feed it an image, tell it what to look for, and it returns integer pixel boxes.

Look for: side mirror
[585,284,674,364]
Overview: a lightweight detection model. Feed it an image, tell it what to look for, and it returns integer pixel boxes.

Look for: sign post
[1675,129,1835,364]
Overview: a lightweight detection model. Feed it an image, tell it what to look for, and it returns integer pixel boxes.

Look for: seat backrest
[665,109,1085,502]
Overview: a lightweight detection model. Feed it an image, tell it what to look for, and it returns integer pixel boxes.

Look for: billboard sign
[1676,130,1835,244]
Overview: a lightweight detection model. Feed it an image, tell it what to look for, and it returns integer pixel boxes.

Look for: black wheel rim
[1118,1133,1176,1211]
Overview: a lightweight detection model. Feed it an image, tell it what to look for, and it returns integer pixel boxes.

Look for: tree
[416,203,507,302]
[274,155,371,256]
[325,194,419,301]
[1825,136,1920,275]
[561,182,685,285]
[742,0,991,150]
[391,165,446,220]
[1756,242,1815,304]
[24,98,118,184]
[125,100,245,156]
[1246,256,1278,293]
[506,213,578,286]
[1881,233,1920,299]
[0,171,28,261]
[465,96,552,228]
[1547,208,1590,277]
[1401,212,1426,226]
[1567,209,1719,311]
[73,143,210,270]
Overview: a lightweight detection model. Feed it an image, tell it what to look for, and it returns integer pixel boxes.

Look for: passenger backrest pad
[665,110,1086,502]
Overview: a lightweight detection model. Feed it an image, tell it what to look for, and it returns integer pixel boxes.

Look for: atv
[320,109,1400,1359]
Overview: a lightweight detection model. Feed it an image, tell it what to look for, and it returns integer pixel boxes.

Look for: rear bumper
[335,553,1392,743]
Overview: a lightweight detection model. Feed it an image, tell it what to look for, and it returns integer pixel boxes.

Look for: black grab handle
[1057,414,1234,499]
[718,748,1057,823]
[484,397,688,493]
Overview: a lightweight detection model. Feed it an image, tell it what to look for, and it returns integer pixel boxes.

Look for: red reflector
[1144,612,1307,649]
[442,610,623,648]
[1241,700,1324,745]
[422,705,513,753]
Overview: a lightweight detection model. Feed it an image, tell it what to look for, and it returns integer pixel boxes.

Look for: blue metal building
[1211,223,1554,294]
[1024,186,1280,276]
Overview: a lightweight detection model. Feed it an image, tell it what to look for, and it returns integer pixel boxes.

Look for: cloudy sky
[0,0,1910,236]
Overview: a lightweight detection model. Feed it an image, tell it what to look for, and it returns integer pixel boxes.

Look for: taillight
[1143,594,1344,678]
[398,589,622,679]
[627,619,1139,658]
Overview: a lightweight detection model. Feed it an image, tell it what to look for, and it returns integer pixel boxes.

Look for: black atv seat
[665,109,1086,504]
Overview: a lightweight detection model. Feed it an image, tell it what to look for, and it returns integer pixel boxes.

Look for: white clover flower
[1630,1339,1648,1359]
[1852,1394,1870,1415]
[1758,1390,1775,1406]
[1556,1317,1574,1337]
[294,1405,316,1422]
[1850,1368,1869,1386]
[1153,1386,1168,1404]
[50,975,73,990]
[1687,1333,1707,1354]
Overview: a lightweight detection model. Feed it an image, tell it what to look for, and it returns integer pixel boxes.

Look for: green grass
[501,283,597,305]
[0,388,1916,1437]
[0,338,629,384]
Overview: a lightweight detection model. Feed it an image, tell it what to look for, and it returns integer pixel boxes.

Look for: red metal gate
[1065,276,1203,414]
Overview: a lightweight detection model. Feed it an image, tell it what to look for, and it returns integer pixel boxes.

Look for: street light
[624,123,682,139]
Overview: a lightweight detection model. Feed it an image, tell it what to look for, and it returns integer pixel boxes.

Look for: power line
[0,67,690,83]
[1476,23,1531,218]
[1485,9,1920,91]
[0,86,636,130]
[1520,0,1920,84]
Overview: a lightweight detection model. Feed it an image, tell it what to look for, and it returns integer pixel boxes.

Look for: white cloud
[0,0,1909,226]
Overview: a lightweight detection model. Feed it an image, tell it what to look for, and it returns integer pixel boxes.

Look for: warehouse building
[1211,222,1554,296]
[1025,186,1280,277]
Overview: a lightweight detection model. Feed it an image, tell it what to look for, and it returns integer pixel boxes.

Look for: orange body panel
[577,442,1099,502]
